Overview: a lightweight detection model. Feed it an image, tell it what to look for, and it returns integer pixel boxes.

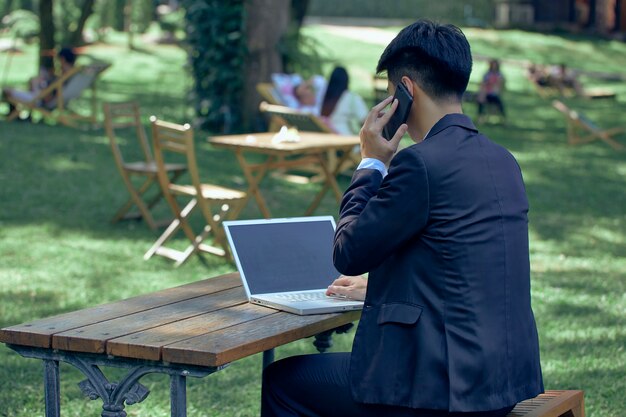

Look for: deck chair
[552,100,624,150]
[372,73,389,104]
[259,101,360,178]
[259,101,332,133]
[103,101,187,230]
[144,117,247,266]
[256,82,282,105]
[6,62,110,127]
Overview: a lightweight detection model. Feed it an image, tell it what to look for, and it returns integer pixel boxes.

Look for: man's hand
[326,275,368,301]
[359,96,407,166]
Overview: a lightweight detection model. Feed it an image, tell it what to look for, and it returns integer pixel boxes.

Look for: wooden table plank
[163,310,361,367]
[107,302,276,361]
[52,287,247,354]
[0,273,241,348]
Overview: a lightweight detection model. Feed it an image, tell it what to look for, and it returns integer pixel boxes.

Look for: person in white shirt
[320,66,368,135]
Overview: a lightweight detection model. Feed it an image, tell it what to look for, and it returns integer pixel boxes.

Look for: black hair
[376,20,472,101]
[58,47,77,65]
[321,66,349,117]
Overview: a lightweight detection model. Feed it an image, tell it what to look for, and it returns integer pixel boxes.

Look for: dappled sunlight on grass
[1,25,625,417]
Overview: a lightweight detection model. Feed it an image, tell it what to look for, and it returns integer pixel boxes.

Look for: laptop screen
[224,217,341,295]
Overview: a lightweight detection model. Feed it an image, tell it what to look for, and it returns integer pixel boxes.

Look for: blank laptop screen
[225,218,341,295]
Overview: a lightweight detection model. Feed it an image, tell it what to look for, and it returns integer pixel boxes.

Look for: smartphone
[382,82,413,141]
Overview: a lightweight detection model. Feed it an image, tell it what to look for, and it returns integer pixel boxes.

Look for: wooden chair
[256,82,282,105]
[103,101,187,230]
[372,73,389,104]
[144,117,247,266]
[552,100,624,150]
[259,101,332,133]
[6,61,110,127]
[506,390,584,417]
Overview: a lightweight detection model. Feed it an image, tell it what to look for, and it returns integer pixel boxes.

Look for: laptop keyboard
[272,291,328,302]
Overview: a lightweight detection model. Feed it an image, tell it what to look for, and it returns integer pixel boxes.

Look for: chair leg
[111,176,160,230]
[144,199,198,263]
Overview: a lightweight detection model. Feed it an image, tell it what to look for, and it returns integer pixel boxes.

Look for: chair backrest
[103,101,153,164]
[256,83,282,105]
[150,116,200,194]
[373,73,389,103]
[259,101,332,133]
[47,62,110,109]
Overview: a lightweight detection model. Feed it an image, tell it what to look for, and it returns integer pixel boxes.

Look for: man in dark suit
[261,20,543,417]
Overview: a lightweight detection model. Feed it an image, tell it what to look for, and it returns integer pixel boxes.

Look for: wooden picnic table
[208,131,360,218]
[0,272,360,417]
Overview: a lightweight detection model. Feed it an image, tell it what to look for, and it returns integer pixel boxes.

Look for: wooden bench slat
[51,287,247,354]
[507,390,585,417]
[107,302,276,361]
[162,310,361,367]
[0,273,241,348]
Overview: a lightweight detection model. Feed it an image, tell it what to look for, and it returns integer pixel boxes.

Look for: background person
[261,19,543,417]
[2,47,77,116]
[320,66,368,135]
[477,58,505,122]
[291,74,326,114]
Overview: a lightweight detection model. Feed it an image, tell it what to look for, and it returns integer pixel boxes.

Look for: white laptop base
[252,289,363,315]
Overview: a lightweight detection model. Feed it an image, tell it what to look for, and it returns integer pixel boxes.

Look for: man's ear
[401,76,414,97]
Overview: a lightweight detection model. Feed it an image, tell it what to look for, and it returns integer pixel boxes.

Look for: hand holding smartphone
[382,82,413,141]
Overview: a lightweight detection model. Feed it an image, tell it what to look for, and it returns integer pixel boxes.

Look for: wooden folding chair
[256,82,282,105]
[6,62,110,127]
[552,100,624,150]
[372,73,389,104]
[103,101,187,230]
[144,117,247,266]
[259,101,332,133]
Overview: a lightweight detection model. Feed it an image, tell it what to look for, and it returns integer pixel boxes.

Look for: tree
[38,0,54,69]
[242,0,290,130]
[66,0,96,46]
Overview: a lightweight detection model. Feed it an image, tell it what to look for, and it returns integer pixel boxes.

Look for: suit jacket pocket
[377,302,423,325]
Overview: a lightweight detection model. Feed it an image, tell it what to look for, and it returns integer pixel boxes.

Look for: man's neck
[415,101,463,141]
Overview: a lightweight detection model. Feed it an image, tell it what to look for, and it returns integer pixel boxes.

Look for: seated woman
[320,66,368,135]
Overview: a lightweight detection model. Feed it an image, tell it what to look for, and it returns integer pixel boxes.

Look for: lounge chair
[552,100,624,150]
[5,61,110,127]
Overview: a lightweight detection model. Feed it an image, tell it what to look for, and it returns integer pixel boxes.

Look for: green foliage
[183,0,246,132]
[279,26,328,78]
[55,0,85,45]
[0,9,39,41]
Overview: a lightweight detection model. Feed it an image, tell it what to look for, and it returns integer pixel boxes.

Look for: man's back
[334,114,543,411]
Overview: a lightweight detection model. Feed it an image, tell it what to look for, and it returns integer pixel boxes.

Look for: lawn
[1,24,625,417]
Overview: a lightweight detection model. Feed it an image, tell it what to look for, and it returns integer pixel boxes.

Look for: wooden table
[0,273,360,417]
[209,132,360,218]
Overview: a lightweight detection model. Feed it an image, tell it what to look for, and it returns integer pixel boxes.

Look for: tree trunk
[67,0,96,46]
[38,0,55,70]
[291,0,310,30]
[243,0,290,131]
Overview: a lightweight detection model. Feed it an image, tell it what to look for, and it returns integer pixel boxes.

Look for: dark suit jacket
[333,114,543,412]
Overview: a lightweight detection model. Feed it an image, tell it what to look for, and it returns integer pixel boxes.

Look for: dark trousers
[477,94,505,116]
[261,352,515,417]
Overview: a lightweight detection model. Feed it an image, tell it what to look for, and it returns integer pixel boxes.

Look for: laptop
[223,216,364,315]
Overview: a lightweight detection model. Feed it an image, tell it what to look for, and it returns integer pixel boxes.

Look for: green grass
[1,26,625,417]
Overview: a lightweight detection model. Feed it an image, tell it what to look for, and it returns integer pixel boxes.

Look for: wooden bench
[507,390,585,417]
